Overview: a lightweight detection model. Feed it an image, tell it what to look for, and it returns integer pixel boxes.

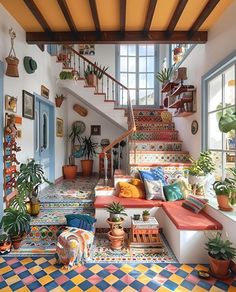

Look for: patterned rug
[39,176,99,203]
[88,233,177,264]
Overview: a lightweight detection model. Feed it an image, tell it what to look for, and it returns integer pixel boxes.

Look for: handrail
[66,45,128,90]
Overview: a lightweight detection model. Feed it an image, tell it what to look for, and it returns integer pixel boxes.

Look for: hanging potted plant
[0,208,31,249]
[55,94,65,108]
[206,232,236,277]
[16,159,51,216]
[63,122,83,179]
[80,136,98,176]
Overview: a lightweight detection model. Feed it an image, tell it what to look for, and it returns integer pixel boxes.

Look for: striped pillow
[182,195,207,213]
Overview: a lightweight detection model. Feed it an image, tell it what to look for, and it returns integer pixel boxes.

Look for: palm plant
[81,136,98,160]
[69,123,82,164]
[156,67,174,84]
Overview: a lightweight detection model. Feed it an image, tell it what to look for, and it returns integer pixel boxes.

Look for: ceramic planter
[108,231,124,250]
[109,213,122,221]
[209,254,231,276]
[111,225,124,236]
[26,201,41,216]
[143,215,150,222]
[11,235,23,249]
[216,195,233,211]
[81,160,93,176]
[62,165,77,179]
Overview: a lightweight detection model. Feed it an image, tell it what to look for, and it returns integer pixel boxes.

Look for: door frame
[34,93,55,182]
[0,61,3,219]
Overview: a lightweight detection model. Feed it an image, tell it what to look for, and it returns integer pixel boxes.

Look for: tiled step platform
[130,140,183,151]
[129,151,190,164]
[135,121,175,131]
[131,130,179,141]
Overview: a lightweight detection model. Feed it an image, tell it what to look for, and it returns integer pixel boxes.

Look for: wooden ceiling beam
[26,31,207,44]
[120,0,126,32]
[189,0,220,34]
[166,0,188,35]
[89,0,100,32]
[57,0,77,32]
[143,0,157,32]
[23,0,51,32]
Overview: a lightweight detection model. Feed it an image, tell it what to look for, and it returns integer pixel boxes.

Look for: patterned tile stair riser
[132,109,167,116]
[131,130,179,141]
[130,141,182,151]
[134,115,163,123]
[136,122,175,131]
[129,152,190,164]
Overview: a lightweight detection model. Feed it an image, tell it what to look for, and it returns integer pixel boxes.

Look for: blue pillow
[163,182,184,201]
[139,170,156,181]
[151,167,166,185]
[65,214,96,232]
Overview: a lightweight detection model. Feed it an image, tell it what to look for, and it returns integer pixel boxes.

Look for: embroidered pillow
[163,182,184,201]
[182,195,208,213]
[118,181,145,199]
[144,179,166,201]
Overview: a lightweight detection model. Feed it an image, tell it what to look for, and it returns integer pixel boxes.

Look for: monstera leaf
[219,112,236,133]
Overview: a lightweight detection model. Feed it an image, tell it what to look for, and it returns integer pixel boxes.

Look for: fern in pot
[80,136,98,176]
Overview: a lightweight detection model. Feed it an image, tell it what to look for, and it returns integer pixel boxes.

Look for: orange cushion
[118,179,145,199]
[162,201,223,230]
[94,196,163,208]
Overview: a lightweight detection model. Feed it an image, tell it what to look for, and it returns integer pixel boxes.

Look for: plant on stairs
[80,136,98,176]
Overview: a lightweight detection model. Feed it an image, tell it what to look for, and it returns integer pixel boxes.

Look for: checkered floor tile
[0,256,235,291]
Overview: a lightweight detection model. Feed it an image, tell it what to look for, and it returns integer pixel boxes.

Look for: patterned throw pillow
[144,179,166,201]
[182,195,208,213]
[164,169,189,185]
[65,214,96,232]
[118,181,145,198]
[175,178,192,198]
[139,170,156,181]
[139,168,166,185]
[163,182,184,201]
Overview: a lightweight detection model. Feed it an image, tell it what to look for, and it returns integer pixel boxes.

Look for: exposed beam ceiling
[166,0,188,35]
[89,0,100,32]
[120,0,126,32]
[189,0,220,34]
[26,31,207,44]
[57,0,77,32]
[143,0,157,32]
[23,0,51,32]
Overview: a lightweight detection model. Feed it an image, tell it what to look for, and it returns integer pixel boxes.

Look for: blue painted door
[0,61,3,219]
[34,99,52,184]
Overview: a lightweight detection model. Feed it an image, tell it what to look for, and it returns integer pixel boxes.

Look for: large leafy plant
[84,62,108,80]
[69,123,82,164]
[206,232,236,260]
[213,180,231,196]
[0,208,31,237]
[189,151,215,176]
[81,136,98,160]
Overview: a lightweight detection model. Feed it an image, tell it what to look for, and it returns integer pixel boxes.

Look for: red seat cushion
[94,196,163,208]
[162,201,223,230]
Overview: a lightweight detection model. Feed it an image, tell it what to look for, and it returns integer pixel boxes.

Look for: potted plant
[84,63,108,87]
[105,202,127,221]
[213,180,233,211]
[188,151,215,195]
[80,136,98,176]
[156,66,174,85]
[59,70,73,80]
[55,94,65,108]
[142,210,150,221]
[205,232,236,277]
[63,123,82,179]
[16,159,51,216]
[0,208,31,249]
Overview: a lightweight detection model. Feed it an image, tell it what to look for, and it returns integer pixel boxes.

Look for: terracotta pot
[112,225,124,236]
[86,74,96,86]
[5,56,19,77]
[62,165,77,179]
[108,231,124,250]
[143,215,150,222]
[216,195,233,211]
[209,254,231,276]
[11,235,23,249]
[81,160,93,176]
[55,97,63,108]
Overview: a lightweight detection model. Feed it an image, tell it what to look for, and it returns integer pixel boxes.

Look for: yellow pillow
[118,181,145,198]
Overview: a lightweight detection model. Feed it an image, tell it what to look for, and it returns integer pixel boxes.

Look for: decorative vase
[111,225,124,236]
[27,201,41,216]
[161,111,172,123]
[209,255,231,277]
[81,160,93,176]
[62,165,77,179]
[216,195,233,211]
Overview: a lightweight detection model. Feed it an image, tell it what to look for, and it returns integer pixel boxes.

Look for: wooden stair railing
[62,45,136,183]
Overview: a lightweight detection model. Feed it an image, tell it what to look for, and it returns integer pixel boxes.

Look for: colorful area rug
[88,233,177,264]
[39,176,99,203]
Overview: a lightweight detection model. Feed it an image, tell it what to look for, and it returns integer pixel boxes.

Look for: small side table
[129,217,163,248]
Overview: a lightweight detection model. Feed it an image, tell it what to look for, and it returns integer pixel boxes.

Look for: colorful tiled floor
[0,256,235,291]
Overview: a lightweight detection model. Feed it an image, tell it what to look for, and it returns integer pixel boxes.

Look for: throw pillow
[182,195,208,213]
[164,168,189,185]
[65,214,96,232]
[144,179,166,201]
[139,170,156,181]
[163,182,184,201]
[175,177,192,198]
[118,181,145,198]
[151,167,167,185]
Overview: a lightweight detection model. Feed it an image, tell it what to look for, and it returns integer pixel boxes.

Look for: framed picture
[56,118,63,137]
[191,120,198,135]
[91,125,101,136]
[22,90,35,120]
[5,95,17,113]
[78,44,95,55]
[41,85,49,99]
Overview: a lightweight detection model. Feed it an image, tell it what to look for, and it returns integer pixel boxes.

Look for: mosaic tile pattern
[130,141,182,152]
[136,122,175,131]
[131,130,179,141]
[133,109,166,116]
[129,152,190,164]
[134,115,163,122]
[0,256,235,292]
